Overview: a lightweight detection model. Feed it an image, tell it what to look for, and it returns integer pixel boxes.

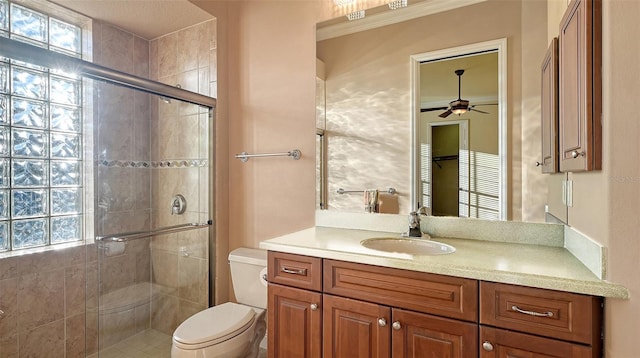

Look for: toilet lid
[173,302,256,346]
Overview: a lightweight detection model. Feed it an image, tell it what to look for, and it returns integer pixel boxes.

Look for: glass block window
[0,0,82,251]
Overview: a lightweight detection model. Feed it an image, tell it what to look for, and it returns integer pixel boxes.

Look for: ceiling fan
[421,69,493,118]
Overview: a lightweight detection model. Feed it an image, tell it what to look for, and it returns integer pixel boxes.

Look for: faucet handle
[417,206,430,216]
[408,211,420,228]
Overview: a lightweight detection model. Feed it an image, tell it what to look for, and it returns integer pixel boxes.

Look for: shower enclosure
[1,33,215,356]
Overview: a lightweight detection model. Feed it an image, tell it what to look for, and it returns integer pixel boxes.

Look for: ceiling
[420,51,498,108]
[49,0,213,40]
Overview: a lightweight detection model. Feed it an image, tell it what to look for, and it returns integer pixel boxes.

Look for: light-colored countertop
[259,226,629,299]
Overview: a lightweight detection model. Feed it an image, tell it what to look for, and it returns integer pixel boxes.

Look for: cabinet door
[541,37,559,174]
[268,283,322,358]
[480,326,595,358]
[323,294,390,358]
[558,0,601,172]
[391,308,478,358]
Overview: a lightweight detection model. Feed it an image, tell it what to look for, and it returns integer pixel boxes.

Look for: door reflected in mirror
[415,47,504,220]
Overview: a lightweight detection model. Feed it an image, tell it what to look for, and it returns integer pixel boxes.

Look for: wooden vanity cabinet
[480,282,602,357]
[391,308,477,358]
[558,0,602,172]
[322,294,391,357]
[268,283,322,358]
[322,260,478,358]
[267,252,323,358]
[267,251,603,358]
[479,326,594,358]
[268,252,478,358]
[322,295,478,358]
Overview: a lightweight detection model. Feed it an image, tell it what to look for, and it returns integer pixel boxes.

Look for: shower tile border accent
[97,159,208,169]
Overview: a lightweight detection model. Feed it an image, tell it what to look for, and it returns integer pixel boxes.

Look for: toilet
[171,247,268,358]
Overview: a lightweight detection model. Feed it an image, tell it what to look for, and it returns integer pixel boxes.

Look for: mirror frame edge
[410,38,508,220]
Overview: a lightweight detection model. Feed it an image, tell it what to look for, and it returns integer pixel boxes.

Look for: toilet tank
[229,247,267,309]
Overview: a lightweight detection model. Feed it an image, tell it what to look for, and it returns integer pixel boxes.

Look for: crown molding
[317,0,488,41]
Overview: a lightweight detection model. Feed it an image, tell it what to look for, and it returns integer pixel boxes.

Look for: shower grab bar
[235,149,301,162]
[96,222,211,243]
[337,188,397,195]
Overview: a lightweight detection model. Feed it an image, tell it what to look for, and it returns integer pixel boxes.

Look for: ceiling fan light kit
[422,68,494,118]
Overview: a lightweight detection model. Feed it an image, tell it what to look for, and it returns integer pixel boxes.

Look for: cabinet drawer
[324,259,478,322]
[268,251,322,291]
[480,282,601,345]
[480,326,595,358]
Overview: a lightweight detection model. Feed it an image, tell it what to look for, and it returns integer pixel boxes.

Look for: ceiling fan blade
[438,110,453,118]
[421,107,449,112]
[469,108,490,114]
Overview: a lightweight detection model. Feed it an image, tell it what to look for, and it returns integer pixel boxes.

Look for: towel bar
[235,149,301,162]
[337,188,397,195]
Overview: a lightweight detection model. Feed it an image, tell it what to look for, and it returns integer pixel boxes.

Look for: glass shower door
[88,79,212,357]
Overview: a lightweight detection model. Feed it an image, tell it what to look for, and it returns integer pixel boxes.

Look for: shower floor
[89,329,171,358]
[86,329,268,357]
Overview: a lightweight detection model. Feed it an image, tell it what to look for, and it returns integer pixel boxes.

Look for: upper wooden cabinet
[558,0,602,172]
[541,37,559,174]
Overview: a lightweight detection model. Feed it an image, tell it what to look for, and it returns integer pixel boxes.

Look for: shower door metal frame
[0,37,216,108]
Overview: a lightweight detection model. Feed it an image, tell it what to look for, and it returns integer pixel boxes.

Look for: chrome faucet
[405,207,430,238]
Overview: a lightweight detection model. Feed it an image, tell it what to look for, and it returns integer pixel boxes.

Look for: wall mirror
[316,0,566,223]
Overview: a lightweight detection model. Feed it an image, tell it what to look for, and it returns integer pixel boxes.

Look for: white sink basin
[360,237,456,256]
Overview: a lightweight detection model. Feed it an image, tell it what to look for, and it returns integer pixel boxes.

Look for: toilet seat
[173,302,256,350]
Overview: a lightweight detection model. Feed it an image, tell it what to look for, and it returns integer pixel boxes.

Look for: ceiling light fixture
[333,0,356,6]
[346,10,365,21]
[388,0,407,10]
[451,105,468,115]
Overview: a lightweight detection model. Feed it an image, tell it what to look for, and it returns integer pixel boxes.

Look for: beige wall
[595,0,640,355]
[191,0,317,303]
[192,0,639,355]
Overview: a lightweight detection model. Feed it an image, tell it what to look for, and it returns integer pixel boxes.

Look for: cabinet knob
[310,304,318,311]
[377,318,387,327]
[392,321,402,330]
[571,150,585,158]
[535,161,542,167]
[482,341,494,351]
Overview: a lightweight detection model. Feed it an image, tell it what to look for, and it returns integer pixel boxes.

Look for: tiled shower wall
[147,19,217,335]
[91,21,155,353]
[0,245,89,357]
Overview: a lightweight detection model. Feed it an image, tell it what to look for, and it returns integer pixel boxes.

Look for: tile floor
[88,330,171,358]
[87,329,268,357]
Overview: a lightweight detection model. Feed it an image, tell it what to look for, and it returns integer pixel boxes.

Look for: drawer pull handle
[378,318,387,327]
[310,304,318,311]
[392,321,402,330]
[482,341,494,351]
[511,305,554,317]
[281,267,307,276]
